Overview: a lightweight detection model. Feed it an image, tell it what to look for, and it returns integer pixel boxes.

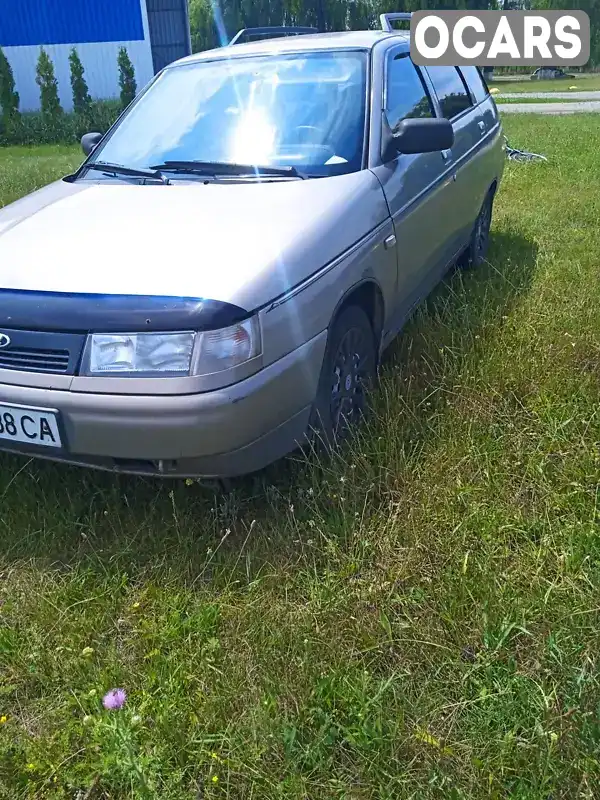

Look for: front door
[370,49,457,339]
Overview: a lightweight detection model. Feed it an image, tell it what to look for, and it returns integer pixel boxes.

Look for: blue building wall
[1,0,156,111]
[0,0,145,47]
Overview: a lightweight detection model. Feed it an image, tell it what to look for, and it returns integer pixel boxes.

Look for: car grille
[0,346,71,374]
[0,329,86,376]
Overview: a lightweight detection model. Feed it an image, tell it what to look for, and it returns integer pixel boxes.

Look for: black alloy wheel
[459,190,494,269]
[310,305,377,448]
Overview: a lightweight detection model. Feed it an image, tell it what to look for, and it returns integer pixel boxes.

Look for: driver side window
[385,52,434,133]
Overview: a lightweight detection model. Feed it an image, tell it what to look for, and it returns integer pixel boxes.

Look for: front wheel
[309,305,377,448]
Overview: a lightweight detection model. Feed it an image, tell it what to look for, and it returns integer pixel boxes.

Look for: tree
[531,0,600,68]
[189,0,220,51]
[0,46,19,122]
[69,48,92,117]
[187,0,598,68]
[36,47,63,120]
[117,47,137,109]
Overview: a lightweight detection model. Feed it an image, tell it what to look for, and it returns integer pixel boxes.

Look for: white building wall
[3,2,154,112]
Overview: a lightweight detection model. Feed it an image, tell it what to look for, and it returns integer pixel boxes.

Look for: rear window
[425,66,472,120]
[459,66,490,104]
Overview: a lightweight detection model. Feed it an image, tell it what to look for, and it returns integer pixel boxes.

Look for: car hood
[0,172,389,311]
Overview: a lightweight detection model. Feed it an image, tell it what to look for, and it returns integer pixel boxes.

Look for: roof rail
[380,12,412,32]
[229,26,318,46]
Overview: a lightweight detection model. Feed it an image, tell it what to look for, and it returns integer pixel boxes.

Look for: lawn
[496,96,586,104]
[0,115,599,799]
[490,72,600,93]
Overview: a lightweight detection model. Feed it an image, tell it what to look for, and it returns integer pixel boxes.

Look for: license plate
[0,403,62,448]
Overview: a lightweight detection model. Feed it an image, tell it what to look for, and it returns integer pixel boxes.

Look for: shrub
[36,47,63,121]
[88,98,122,134]
[0,100,121,146]
[69,48,92,119]
[117,47,137,110]
[0,46,20,124]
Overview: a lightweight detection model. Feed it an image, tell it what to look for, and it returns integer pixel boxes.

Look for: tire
[458,190,494,269]
[309,305,377,449]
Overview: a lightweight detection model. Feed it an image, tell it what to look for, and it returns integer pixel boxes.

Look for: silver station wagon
[0,14,504,479]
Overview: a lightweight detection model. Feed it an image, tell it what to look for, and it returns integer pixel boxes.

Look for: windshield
[87,50,367,178]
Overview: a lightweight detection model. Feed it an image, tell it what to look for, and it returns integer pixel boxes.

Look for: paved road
[496,90,600,101]
[497,100,600,114]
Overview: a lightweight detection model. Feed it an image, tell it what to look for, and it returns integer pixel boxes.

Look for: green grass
[0,118,599,798]
[0,145,82,206]
[490,72,600,93]
[496,96,588,104]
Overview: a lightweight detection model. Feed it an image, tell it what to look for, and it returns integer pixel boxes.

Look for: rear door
[459,64,504,209]
[459,65,495,136]
[371,48,457,335]
[423,65,485,252]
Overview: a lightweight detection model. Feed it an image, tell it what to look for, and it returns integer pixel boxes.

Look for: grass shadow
[382,228,538,385]
[0,228,538,578]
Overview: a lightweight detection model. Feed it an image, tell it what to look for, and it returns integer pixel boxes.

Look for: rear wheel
[309,305,377,448]
[459,190,494,269]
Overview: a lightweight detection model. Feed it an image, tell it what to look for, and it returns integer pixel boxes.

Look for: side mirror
[81,132,103,157]
[393,118,454,155]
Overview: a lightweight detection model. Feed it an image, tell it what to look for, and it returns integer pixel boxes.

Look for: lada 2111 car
[0,13,505,478]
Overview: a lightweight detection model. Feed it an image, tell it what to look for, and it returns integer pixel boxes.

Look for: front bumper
[0,331,327,478]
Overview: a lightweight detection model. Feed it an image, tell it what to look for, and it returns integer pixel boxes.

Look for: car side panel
[479,95,505,191]
[450,97,504,246]
[456,67,505,229]
[367,41,457,340]
[461,97,504,229]
[259,218,397,367]
[371,154,456,333]
[419,67,482,257]
[421,66,504,258]
[446,106,488,253]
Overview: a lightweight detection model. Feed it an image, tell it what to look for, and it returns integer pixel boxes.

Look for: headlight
[83,318,260,377]
[87,332,195,375]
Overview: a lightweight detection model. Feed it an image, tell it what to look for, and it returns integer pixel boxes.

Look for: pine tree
[69,48,92,117]
[0,46,19,121]
[117,47,137,109]
[36,48,63,120]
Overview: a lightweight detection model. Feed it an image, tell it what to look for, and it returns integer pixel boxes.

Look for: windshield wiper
[150,160,304,179]
[86,161,168,183]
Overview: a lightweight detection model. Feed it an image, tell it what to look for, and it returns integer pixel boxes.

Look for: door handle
[478,120,486,135]
[441,149,452,162]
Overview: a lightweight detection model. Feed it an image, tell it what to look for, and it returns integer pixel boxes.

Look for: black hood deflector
[0,289,249,333]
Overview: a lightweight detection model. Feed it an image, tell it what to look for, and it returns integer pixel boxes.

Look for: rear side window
[385,52,433,133]
[459,65,490,104]
[425,66,472,120]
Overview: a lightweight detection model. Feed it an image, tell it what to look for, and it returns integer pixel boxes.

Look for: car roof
[172,30,409,67]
